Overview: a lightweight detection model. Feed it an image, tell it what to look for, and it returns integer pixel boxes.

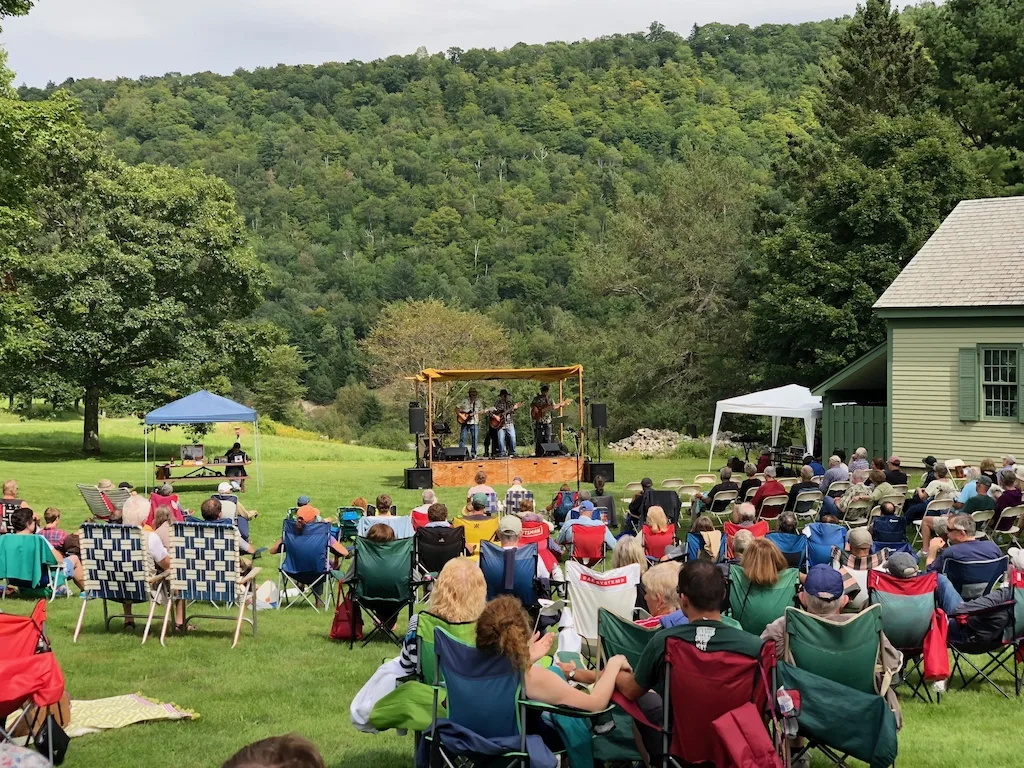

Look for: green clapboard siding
[826,405,888,462]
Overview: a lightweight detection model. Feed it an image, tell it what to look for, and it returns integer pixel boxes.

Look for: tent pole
[577,369,584,437]
[426,379,433,470]
[558,379,564,445]
[144,427,149,493]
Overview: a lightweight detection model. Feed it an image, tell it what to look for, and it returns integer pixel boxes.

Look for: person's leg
[68,554,85,591]
[534,423,543,457]
[470,425,478,458]
[904,500,928,524]
[819,496,839,520]
[507,423,517,455]
[921,515,935,551]
[459,424,469,450]
[936,574,964,614]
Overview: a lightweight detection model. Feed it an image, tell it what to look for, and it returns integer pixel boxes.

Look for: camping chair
[825,480,850,499]
[724,520,769,559]
[74,523,170,644]
[613,636,780,768]
[479,541,540,612]
[757,495,789,526]
[685,530,726,564]
[349,535,417,648]
[367,504,399,516]
[641,525,675,561]
[357,515,414,539]
[568,524,608,569]
[805,522,847,567]
[424,629,605,768]
[504,489,534,515]
[565,562,642,659]
[839,498,872,528]
[940,555,1007,599]
[277,519,338,613]
[414,526,467,577]
[0,601,67,766]
[868,570,939,703]
[411,510,429,530]
[162,522,261,648]
[591,495,615,526]
[641,489,683,526]
[765,532,807,570]
[782,604,900,768]
[990,505,1024,549]
[870,515,911,556]
[337,507,363,540]
[793,490,823,521]
[0,534,66,602]
[947,568,1024,699]
[706,490,739,526]
[728,566,800,636]
[76,483,131,519]
[518,522,558,575]
[453,516,499,559]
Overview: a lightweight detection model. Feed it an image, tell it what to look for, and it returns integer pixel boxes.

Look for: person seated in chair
[737,463,762,501]
[691,468,739,518]
[556,501,616,553]
[922,474,995,551]
[412,489,437,516]
[818,455,849,495]
[804,454,825,477]
[146,484,185,527]
[882,551,965,615]
[214,481,258,521]
[8,508,84,593]
[849,447,870,473]
[884,456,907,487]
[749,466,786,514]
[1,479,29,513]
[760,565,903,728]
[424,502,452,528]
[467,471,496,502]
[904,463,958,523]
[194,499,259,557]
[820,469,871,520]
[118,482,150,526]
[785,465,818,511]
[462,493,492,522]
[993,468,1022,515]
[925,513,1001,577]
[500,515,550,580]
[373,494,394,517]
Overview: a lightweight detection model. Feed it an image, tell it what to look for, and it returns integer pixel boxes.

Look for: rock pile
[608,428,742,456]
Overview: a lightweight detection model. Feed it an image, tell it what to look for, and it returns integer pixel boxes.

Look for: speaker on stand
[591,403,607,462]
[409,403,426,467]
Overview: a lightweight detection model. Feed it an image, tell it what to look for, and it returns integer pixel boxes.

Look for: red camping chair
[724,521,769,559]
[642,525,675,561]
[145,493,185,527]
[0,601,67,764]
[569,524,608,570]
[614,636,781,767]
[519,522,558,573]
[411,510,429,530]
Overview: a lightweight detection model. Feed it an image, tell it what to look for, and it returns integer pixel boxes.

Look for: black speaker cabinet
[441,446,470,461]
[590,403,608,430]
[583,461,615,483]
[404,467,433,489]
[539,442,562,456]
[408,407,426,434]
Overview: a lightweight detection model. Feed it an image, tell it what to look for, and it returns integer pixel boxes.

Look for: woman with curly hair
[475,596,630,712]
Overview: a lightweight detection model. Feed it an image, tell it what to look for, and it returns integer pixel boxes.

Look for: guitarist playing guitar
[489,389,523,457]
[530,385,572,457]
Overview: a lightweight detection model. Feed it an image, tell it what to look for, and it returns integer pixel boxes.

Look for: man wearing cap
[119,482,150,527]
[295,495,321,523]
[761,565,903,727]
[883,551,965,615]
[1001,455,1017,474]
[926,513,1002,577]
[463,493,492,522]
[492,388,518,457]
[530,384,558,457]
[884,456,907,486]
[213,482,258,541]
[627,477,654,523]
[498,514,550,579]
[457,387,484,458]
[920,456,938,488]
[556,500,617,551]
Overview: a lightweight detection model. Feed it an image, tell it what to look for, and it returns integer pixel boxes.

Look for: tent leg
[144,427,149,493]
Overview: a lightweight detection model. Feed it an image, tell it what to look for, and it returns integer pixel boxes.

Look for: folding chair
[348,535,417,648]
[947,569,1023,698]
[661,478,686,490]
[76,483,131,518]
[724,520,768,559]
[613,636,780,768]
[357,515,414,539]
[621,481,643,506]
[518,522,558,575]
[778,477,797,491]
[676,484,701,515]
[277,520,338,613]
[414,526,466,576]
[74,523,170,644]
[990,505,1024,549]
[453,516,498,558]
[693,473,718,486]
[565,562,642,659]
[568,524,609,569]
[479,541,540,612]
[877,493,906,515]
[743,485,759,502]
[911,498,954,545]
[337,506,363,541]
[890,484,909,498]
[0,601,67,766]
[0,534,66,602]
[765,532,808,570]
[728,566,800,636]
[825,480,850,499]
[868,570,939,703]
[504,489,534,515]
[941,555,1007,599]
[757,495,788,526]
[162,522,261,648]
[793,490,823,521]
[706,489,738,526]
[839,498,872,528]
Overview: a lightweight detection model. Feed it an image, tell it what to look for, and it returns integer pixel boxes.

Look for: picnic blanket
[4,694,197,738]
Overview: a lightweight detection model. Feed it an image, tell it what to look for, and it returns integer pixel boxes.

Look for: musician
[493,388,518,457]
[457,387,484,459]
[531,385,555,457]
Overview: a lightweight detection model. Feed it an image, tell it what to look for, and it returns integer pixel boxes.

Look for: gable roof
[874,196,1024,310]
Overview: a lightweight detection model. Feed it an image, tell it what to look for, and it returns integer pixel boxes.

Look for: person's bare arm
[525,656,627,712]
[926,537,945,567]
[616,669,647,702]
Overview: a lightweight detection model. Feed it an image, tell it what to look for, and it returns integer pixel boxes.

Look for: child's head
[43,507,61,526]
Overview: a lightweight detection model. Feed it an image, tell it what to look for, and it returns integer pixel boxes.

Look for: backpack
[553,491,578,525]
[330,586,363,641]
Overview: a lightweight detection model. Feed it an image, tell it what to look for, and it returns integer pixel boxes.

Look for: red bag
[922,608,950,682]
[329,586,363,641]
[710,701,784,768]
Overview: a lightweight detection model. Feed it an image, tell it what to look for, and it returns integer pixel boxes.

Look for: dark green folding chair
[349,536,417,648]
[728,567,800,636]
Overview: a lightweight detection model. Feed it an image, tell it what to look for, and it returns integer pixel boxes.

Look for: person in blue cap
[556,499,616,551]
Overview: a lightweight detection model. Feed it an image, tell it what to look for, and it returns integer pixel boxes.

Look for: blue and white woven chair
[162,522,261,648]
[74,523,170,644]
[504,489,535,515]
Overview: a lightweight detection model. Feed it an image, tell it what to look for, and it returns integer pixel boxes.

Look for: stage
[430,455,581,487]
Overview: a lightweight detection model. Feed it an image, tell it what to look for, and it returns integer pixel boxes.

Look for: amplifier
[404,467,433,489]
[583,461,615,483]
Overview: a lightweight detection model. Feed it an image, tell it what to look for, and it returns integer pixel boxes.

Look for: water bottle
[777,686,798,737]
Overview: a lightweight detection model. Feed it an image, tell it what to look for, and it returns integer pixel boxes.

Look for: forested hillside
[9,0,1022,444]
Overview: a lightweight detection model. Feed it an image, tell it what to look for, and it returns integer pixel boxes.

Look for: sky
[1,0,860,86]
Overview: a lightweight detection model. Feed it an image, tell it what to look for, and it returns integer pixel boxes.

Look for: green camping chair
[0,534,66,601]
[728,567,801,636]
[868,570,940,703]
[782,604,899,767]
[349,535,417,648]
[593,608,656,764]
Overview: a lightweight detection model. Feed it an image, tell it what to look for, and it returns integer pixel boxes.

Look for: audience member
[556,501,616,552]
[641,506,674,560]
[849,448,869,472]
[883,551,964,615]
[462,493,492,521]
[749,466,786,513]
[952,467,982,509]
[756,447,772,474]
[871,457,886,472]
[821,468,871,519]
[1,479,28,515]
[884,456,907,486]
[146,484,184,527]
[635,562,687,628]
[741,537,788,587]
[412,489,437,515]
[978,458,998,484]
[868,470,895,502]
[374,494,394,516]
[834,449,849,472]
[1002,455,1017,474]
[960,474,996,517]
[499,515,550,579]
[366,523,396,544]
[222,734,326,768]
[731,529,755,562]
[39,507,68,549]
[994,468,1022,514]
[139,506,185,630]
[626,477,654,522]
[691,468,739,517]
[786,465,818,511]
[684,515,724,563]
[198,499,257,556]
[350,497,369,513]
[920,456,938,487]
[818,455,849,495]
[295,495,321,522]
[804,454,825,477]
[118,482,150,526]
[9,507,84,592]
[466,471,495,501]
[738,463,761,501]
[612,535,649,574]
[926,514,1002,576]
[904,463,957,523]
[766,511,807,568]
[425,503,451,528]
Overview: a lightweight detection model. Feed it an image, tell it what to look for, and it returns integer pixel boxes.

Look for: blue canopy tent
[143,390,261,492]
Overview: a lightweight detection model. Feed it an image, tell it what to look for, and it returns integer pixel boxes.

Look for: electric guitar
[489,402,524,429]
[531,398,572,422]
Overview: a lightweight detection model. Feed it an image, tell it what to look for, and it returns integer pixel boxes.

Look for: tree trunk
[83,387,101,455]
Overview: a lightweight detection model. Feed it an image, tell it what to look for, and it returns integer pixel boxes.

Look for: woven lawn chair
[162,522,260,648]
[466,492,500,515]
[277,519,339,613]
[941,555,1007,600]
[868,570,939,703]
[74,523,170,644]
[0,535,66,603]
[77,483,131,519]
[337,506,363,541]
[349,535,417,647]
[357,515,414,539]
[504,489,534,515]
[728,566,800,636]
[453,516,498,558]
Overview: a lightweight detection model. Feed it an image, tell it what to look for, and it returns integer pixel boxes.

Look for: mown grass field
[0,415,1019,767]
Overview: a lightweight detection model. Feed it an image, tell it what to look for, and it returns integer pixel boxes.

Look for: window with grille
[982,348,1018,419]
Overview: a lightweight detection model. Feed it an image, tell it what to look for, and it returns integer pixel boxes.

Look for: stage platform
[430,455,581,487]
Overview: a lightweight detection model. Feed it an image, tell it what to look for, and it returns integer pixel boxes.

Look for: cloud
[2,0,856,85]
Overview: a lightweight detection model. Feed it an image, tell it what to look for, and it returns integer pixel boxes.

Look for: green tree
[249,344,308,421]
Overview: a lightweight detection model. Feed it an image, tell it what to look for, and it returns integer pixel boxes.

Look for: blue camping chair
[277,519,338,613]
[480,541,539,610]
[805,523,847,567]
[766,531,807,570]
[941,555,1008,600]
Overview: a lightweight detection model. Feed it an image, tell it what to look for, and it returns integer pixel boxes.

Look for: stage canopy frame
[142,390,261,492]
[411,366,585,464]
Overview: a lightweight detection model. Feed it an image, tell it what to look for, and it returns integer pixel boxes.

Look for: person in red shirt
[749,466,787,514]
[755,448,772,474]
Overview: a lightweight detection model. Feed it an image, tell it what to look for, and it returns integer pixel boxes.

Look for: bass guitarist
[531,385,571,457]
[488,389,523,458]
[456,387,485,459]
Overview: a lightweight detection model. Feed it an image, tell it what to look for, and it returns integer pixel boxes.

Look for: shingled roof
[874,196,1024,310]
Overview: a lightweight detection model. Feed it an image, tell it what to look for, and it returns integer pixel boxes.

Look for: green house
[814,197,1024,467]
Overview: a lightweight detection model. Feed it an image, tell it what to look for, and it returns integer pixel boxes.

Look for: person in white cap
[212,482,258,541]
[498,515,549,579]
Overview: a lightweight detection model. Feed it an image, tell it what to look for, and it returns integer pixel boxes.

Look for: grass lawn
[0,415,1020,767]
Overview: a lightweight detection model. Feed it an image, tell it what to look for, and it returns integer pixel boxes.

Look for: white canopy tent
[708,384,823,470]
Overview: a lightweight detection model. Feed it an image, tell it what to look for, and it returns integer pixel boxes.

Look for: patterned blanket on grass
[6,694,196,739]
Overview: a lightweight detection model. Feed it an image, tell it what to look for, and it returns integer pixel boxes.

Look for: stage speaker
[441,446,470,461]
[408,407,426,435]
[539,442,562,456]
[591,403,607,430]
[405,467,433,489]
[583,461,615,483]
